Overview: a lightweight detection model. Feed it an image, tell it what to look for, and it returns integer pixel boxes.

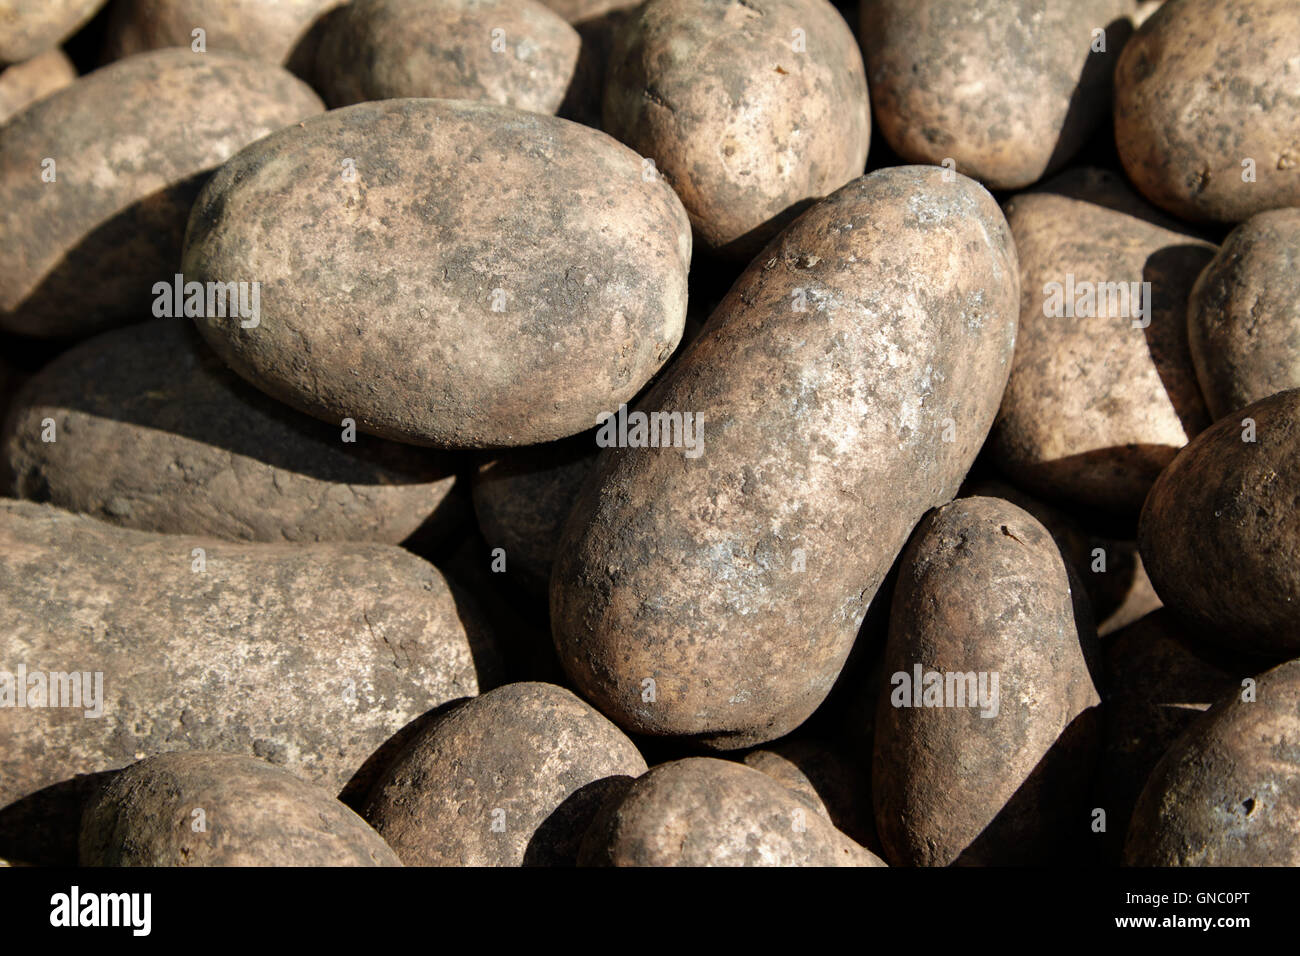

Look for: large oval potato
[0,49,324,338]
[314,0,580,114]
[872,497,1100,866]
[0,0,106,65]
[1187,209,1300,420]
[364,682,646,866]
[80,752,400,867]
[552,166,1019,749]
[183,98,691,449]
[1124,658,1300,866]
[102,0,339,65]
[860,0,1129,191]
[1138,388,1300,662]
[603,0,869,260]
[2,319,463,544]
[1114,0,1300,223]
[0,48,75,124]
[989,168,1214,515]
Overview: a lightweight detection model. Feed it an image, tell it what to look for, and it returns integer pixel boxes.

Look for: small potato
[578,757,884,866]
[1124,658,1300,866]
[0,48,75,124]
[1114,0,1300,223]
[742,737,876,851]
[1187,209,1300,420]
[80,753,400,867]
[364,682,647,866]
[603,0,869,260]
[0,0,106,65]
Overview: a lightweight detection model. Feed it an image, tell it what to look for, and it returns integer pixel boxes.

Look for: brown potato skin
[1138,389,1300,662]
[80,753,401,867]
[0,49,324,338]
[1114,0,1300,223]
[0,48,75,124]
[2,319,463,543]
[0,0,105,65]
[183,98,691,450]
[1187,209,1300,421]
[363,682,647,866]
[551,167,1019,750]
[102,0,340,65]
[314,0,580,114]
[603,0,869,260]
[741,737,877,851]
[1124,658,1300,866]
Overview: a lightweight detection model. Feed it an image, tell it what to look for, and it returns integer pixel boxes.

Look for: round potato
[80,752,400,867]
[1114,0,1300,223]
[0,0,105,65]
[364,682,647,866]
[603,0,869,260]
[552,166,1019,749]
[860,0,1130,191]
[0,48,75,124]
[0,49,324,338]
[1187,209,1300,420]
[1138,388,1300,662]
[183,98,691,449]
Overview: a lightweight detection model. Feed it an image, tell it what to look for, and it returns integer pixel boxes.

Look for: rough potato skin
[1114,0,1300,224]
[80,752,401,866]
[102,0,340,65]
[860,0,1130,191]
[1124,659,1300,866]
[0,0,105,65]
[315,0,580,114]
[0,49,324,338]
[873,497,1100,866]
[578,757,885,866]
[540,0,633,21]
[2,319,462,544]
[0,48,75,124]
[183,98,691,449]
[741,737,876,850]
[1138,389,1300,661]
[551,166,1019,750]
[603,0,869,260]
[1187,210,1300,420]
[0,500,501,812]
[364,682,647,866]
[990,168,1213,515]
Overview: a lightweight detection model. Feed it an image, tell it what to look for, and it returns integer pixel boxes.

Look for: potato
[183,98,691,449]
[551,166,1019,749]
[1114,0,1300,223]
[1187,209,1300,420]
[859,0,1130,191]
[1124,658,1300,866]
[741,737,876,850]
[602,0,869,260]
[0,500,502,814]
[578,757,884,866]
[0,48,75,124]
[314,0,580,114]
[0,0,105,65]
[1138,388,1300,662]
[80,752,400,866]
[540,0,633,20]
[989,167,1214,516]
[0,49,323,338]
[2,318,464,544]
[873,497,1100,866]
[363,682,646,866]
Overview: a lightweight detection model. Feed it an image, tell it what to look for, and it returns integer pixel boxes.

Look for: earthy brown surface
[102,0,340,65]
[0,48,75,124]
[742,737,876,850]
[0,0,105,64]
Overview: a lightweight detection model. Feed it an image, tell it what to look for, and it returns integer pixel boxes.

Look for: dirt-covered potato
[314,0,580,114]
[80,752,400,867]
[1124,658,1300,866]
[0,48,74,124]
[1138,389,1300,662]
[364,682,646,866]
[989,168,1214,516]
[873,497,1100,866]
[1187,209,1300,420]
[603,0,869,260]
[741,737,876,850]
[1115,0,1300,224]
[183,98,691,449]
[0,0,105,65]
[0,500,501,813]
[0,49,323,338]
[860,0,1129,191]
[552,166,1019,750]
[2,319,463,544]
[102,0,340,65]
[578,757,884,866]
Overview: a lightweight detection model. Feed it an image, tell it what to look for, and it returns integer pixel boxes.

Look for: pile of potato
[1,0,1298,868]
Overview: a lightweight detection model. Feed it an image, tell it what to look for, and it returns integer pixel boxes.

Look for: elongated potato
[184,98,691,449]
[80,752,400,867]
[102,0,340,65]
[552,166,1019,749]
[0,48,75,124]
[0,0,106,65]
